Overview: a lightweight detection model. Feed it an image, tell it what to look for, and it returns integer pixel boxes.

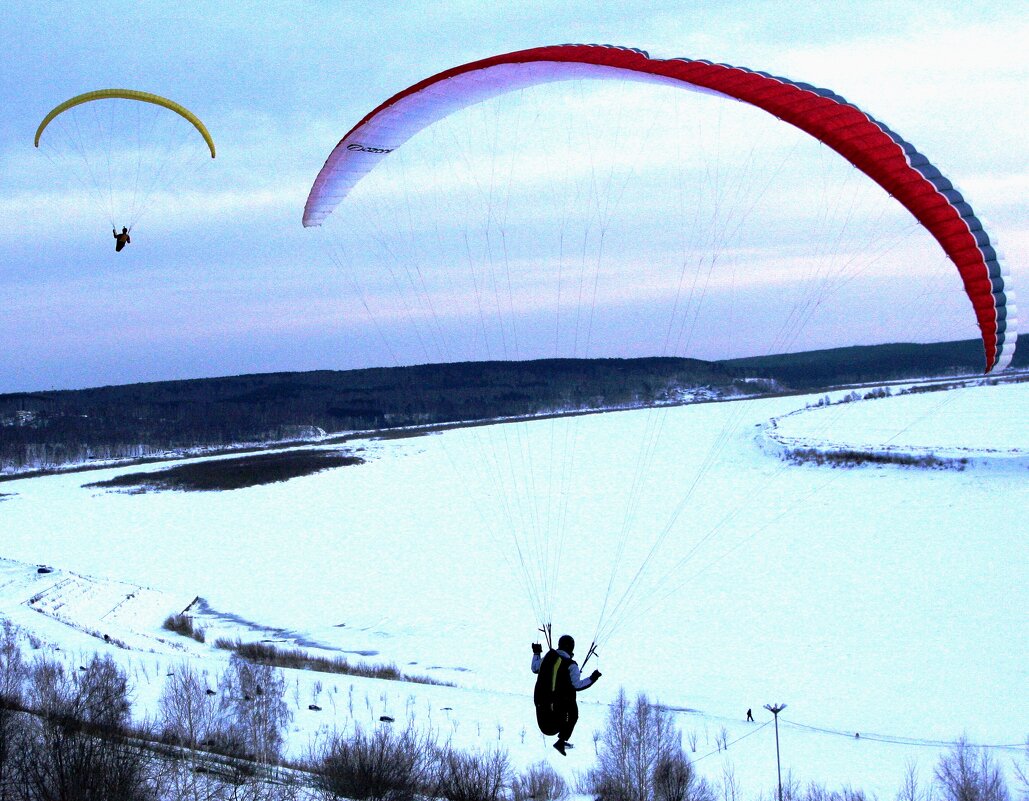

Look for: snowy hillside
[0,377,1026,797]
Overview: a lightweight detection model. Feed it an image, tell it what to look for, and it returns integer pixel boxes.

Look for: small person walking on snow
[746,708,754,722]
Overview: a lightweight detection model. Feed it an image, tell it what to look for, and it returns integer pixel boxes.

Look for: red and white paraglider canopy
[304,44,1016,373]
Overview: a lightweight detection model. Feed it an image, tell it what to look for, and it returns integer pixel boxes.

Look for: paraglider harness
[533,625,598,737]
[113,227,131,252]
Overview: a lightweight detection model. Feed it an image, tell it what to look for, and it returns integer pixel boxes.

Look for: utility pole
[764,703,788,801]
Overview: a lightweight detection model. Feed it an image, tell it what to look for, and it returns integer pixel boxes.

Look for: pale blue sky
[1,1,1025,392]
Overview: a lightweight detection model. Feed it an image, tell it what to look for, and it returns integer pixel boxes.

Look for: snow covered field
[769,381,1029,462]
[1,377,1026,797]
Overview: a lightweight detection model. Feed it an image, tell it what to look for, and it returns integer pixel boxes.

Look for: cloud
[1,1,1024,391]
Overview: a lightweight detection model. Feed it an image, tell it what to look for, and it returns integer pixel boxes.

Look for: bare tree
[654,751,716,801]
[25,656,71,719]
[1012,739,1029,801]
[159,663,234,801]
[898,760,935,801]
[220,654,291,763]
[0,621,25,705]
[0,621,26,799]
[935,738,1009,801]
[160,663,224,746]
[584,689,700,801]
[13,654,155,801]
[74,653,132,729]
[722,761,742,801]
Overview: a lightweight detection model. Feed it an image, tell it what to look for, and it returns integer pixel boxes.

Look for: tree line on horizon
[0,339,1017,474]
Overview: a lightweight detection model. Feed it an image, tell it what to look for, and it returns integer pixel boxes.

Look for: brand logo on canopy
[346,143,394,154]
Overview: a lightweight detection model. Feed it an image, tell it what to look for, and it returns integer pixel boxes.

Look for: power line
[783,719,1025,752]
[669,706,1024,761]
[689,720,771,764]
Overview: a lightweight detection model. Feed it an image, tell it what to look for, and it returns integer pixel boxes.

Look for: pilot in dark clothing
[531,634,601,755]
[113,227,131,252]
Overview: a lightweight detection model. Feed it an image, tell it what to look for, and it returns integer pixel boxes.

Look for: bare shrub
[313,724,430,801]
[583,689,695,801]
[14,655,155,800]
[654,752,715,801]
[26,653,131,731]
[0,622,27,801]
[216,639,450,685]
[785,448,962,470]
[512,761,569,801]
[803,784,870,801]
[26,657,71,717]
[75,653,132,729]
[0,706,26,801]
[164,613,206,643]
[155,755,226,801]
[431,745,510,801]
[805,784,830,801]
[780,771,802,801]
[935,738,1009,801]
[0,621,25,705]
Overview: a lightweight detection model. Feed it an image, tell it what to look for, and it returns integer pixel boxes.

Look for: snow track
[0,557,195,654]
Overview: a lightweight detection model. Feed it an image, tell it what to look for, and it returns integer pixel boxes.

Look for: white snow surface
[1,378,1026,797]
[769,381,1029,461]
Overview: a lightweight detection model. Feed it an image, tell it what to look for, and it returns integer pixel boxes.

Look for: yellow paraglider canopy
[35,89,215,158]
